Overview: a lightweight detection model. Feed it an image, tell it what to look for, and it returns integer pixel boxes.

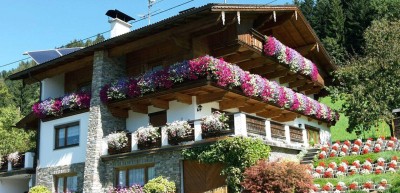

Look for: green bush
[182,136,271,192]
[143,176,175,193]
[29,185,51,193]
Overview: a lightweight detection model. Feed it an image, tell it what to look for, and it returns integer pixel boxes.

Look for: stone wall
[103,150,183,192]
[83,50,126,192]
[268,146,301,162]
[36,162,85,192]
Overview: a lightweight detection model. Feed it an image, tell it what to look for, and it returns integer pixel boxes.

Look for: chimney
[106,9,135,38]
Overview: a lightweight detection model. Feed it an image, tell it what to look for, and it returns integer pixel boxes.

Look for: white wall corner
[102,138,109,155]
[284,125,291,144]
[24,152,35,168]
[265,120,272,141]
[234,113,247,136]
[194,121,202,141]
[131,133,138,151]
[161,127,169,146]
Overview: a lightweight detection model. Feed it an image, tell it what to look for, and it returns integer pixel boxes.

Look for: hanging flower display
[263,36,319,81]
[33,91,91,118]
[99,56,338,123]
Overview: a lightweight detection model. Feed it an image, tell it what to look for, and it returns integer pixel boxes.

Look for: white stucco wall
[39,112,89,168]
[0,178,30,193]
[41,74,65,100]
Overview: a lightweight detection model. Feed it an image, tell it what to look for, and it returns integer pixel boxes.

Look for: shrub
[143,176,175,193]
[241,160,313,193]
[108,185,143,193]
[29,185,51,193]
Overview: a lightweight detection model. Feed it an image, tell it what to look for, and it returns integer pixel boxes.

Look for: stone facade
[36,162,85,192]
[102,150,183,192]
[83,50,126,193]
[268,146,301,162]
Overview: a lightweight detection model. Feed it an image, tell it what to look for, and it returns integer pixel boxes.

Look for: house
[7,4,338,193]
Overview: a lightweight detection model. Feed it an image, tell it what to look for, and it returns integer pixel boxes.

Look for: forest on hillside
[0,0,400,155]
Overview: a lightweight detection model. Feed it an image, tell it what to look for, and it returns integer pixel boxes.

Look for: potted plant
[136,125,161,150]
[7,152,20,171]
[165,120,194,145]
[201,111,230,138]
[107,131,131,155]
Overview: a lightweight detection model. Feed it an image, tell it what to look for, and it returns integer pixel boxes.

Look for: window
[116,165,155,187]
[55,122,80,149]
[55,174,78,193]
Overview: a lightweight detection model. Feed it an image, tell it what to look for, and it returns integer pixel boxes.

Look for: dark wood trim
[115,164,155,187]
[54,122,80,149]
[42,108,89,122]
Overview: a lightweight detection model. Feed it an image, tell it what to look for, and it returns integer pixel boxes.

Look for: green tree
[330,19,400,135]
[294,0,315,24]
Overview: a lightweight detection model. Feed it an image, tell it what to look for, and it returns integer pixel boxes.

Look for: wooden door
[306,125,320,144]
[183,160,227,193]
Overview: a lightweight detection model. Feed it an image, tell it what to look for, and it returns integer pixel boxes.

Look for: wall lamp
[197,105,203,112]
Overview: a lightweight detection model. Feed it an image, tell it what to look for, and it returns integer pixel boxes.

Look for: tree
[294,0,315,24]
[330,19,400,135]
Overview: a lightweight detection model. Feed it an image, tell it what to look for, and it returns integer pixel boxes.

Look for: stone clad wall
[83,50,126,193]
[268,146,301,162]
[36,162,85,192]
[103,150,183,192]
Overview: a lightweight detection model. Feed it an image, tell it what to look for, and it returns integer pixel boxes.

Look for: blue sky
[0,0,291,71]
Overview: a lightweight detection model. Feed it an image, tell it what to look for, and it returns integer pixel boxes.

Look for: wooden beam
[109,16,219,57]
[256,109,282,119]
[279,74,298,84]
[25,56,93,84]
[237,57,265,70]
[224,50,255,64]
[297,83,315,92]
[174,93,192,105]
[108,107,129,118]
[239,104,266,113]
[130,104,148,114]
[305,87,321,95]
[150,99,169,110]
[251,64,276,75]
[294,43,316,55]
[253,13,273,29]
[289,79,307,88]
[212,44,241,58]
[196,91,227,104]
[169,35,191,50]
[264,69,288,79]
[272,113,297,122]
[219,98,247,110]
[259,12,294,32]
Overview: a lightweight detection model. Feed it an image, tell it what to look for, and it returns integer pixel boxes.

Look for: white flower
[337,182,346,187]
[360,169,370,175]
[165,120,192,139]
[7,152,20,163]
[388,168,396,173]
[381,179,387,184]
[316,166,325,173]
[326,182,334,188]
[339,151,346,157]
[334,190,341,193]
[339,162,348,168]
[377,185,386,192]
[378,157,385,162]
[312,172,321,178]
[107,132,128,150]
[336,171,345,177]
[201,111,229,133]
[136,125,160,143]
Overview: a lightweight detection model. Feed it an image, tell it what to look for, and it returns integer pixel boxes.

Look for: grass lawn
[319,97,391,141]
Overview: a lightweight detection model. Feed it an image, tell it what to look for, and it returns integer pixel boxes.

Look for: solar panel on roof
[57,47,82,55]
[26,50,61,64]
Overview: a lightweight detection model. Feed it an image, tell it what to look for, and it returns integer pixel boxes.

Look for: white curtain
[57,178,64,193]
[67,125,80,145]
[119,170,126,187]
[148,167,155,181]
[67,176,78,192]
[58,128,65,147]
[129,168,145,186]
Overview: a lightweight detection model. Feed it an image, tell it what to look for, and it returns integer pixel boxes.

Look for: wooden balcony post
[131,134,138,151]
[300,124,308,147]
[234,113,247,137]
[161,127,169,146]
[24,152,35,169]
[284,125,291,144]
[265,120,272,141]
[194,120,203,141]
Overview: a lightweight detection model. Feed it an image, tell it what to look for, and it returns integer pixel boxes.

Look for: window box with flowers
[32,91,91,120]
[135,125,161,150]
[201,112,232,139]
[165,120,194,145]
[107,131,132,155]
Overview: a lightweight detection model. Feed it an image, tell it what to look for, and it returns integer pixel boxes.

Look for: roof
[8,3,336,81]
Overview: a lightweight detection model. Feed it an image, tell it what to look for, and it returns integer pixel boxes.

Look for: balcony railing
[103,112,312,156]
[0,152,36,172]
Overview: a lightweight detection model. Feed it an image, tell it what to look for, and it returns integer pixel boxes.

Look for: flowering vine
[32,91,91,118]
[263,36,319,81]
[100,55,338,123]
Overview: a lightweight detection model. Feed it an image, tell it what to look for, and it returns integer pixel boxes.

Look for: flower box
[201,129,233,139]
[168,134,194,145]
[108,133,132,155]
[138,140,161,150]
[165,120,194,145]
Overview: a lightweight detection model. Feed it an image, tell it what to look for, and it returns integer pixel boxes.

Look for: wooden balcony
[0,152,36,177]
[107,78,314,123]
[102,112,310,158]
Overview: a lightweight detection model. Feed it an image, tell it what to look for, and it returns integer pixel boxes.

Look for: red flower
[363,182,373,189]
[349,170,356,175]
[319,162,326,167]
[322,185,331,191]
[375,169,382,174]
[393,156,398,161]
[323,171,333,178]
[344,140,351,147]
[337,165,346,172]
[336,185,343,191]
[349,183,358,190]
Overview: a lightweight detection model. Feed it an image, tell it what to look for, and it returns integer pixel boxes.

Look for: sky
[0,0,291,71]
